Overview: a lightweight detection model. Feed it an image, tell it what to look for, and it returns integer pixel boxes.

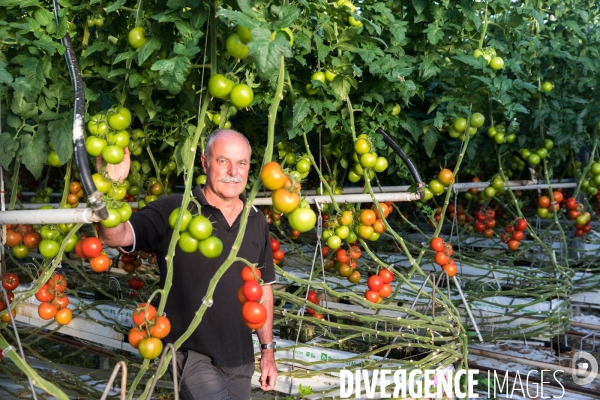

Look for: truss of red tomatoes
[0,273,20,323]
[564,197,592,236]
[128,303,171,359]
[332,245,362,283]
[74,237,112,273]
[238,266,268,330]
[305,289,323,319]
[364,268,395,304]
[271,238,285,265]
[35,273,72,325]
[501,218,528,251]
[430,237,457,278]
[473,208,497,238]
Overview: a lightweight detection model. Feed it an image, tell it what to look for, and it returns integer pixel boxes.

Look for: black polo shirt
[125,186,275,367]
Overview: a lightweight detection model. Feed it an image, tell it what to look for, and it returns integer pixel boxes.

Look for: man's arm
[98,222,134,248]
[256,284,278,391]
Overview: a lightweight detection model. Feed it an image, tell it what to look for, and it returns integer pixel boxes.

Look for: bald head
[204,129,252,165]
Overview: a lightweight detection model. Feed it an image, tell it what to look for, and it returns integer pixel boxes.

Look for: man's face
[201,133,251,200]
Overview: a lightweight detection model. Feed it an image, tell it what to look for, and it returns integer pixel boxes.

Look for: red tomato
[430,237,445,252]
[50,293,69,310]
[242,301,267,324]
[242,280,263,302]
[512,231,524,241]
[54,308,73,325]
[321,246,330,258]
[128,326,148,349]
[514,218,528,231]
[307,289,319,304]
[237,287,248,304]
[336,250,350,263]
[241,266,262,282]
[38,302,58,320]
[364,290,381,303]
[367,275,383,291]
[378,283,392,298]
[566,198,578,210]
[442,263,457,277]
[2,273,19,291]
[507,240,520,251]
[348,246,361,260]
[23,232,42,249]
[434,252,449,266]
[273,249,285,260]
[47,274,66,292]
[378,268,394,284]
[552,191,564,204]
[4,229,22,248]
[270,238,280,252]
[75,240,86,258]
[90,255,111,272]
[36,284,55,302]
[149,316,171,339]
[82,237,103,258]
[132,303,157,327]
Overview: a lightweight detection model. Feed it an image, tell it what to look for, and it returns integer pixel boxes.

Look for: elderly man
[98,129,278,399]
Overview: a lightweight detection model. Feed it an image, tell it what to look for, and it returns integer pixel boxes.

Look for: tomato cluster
[36,273,72,325]
[0,273,20,323]
[563,197,591,236]
[519,139,554,167]
[208,73,254,110]
[579,160,600,197]
[86,108,132,164]
[364,268,395,303]
[169,207,223,259]
[305,289,323,319]
[348,135,388,184]
[474,208,497,238]
[271,238,285,265]
[120,251,143,274]
[127,277,145,298]
[430,237,457,278]
[473,47,504,70]
[501,218,528,251]
[536,191,564,219]
[128,303,171,359]
[330,246,361,282]
[74,237,112,273]
[425,168,455,200]
[237,266,268,330]
[5,224,42,259]
[447,113,485,141]
[260,161,317,233]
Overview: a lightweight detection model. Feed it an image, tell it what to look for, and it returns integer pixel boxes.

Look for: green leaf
[151,56,192,95]
[219,102,238,122]
[400,118,421,142]
[32,38,64,55]
[113,51,136,65]
[20,57,46,88]
[388,20,408,43]
[34,8,53,26]
[84,41,108,58]
[423,128,437,158]
[247,29,292,81]
[175,135,195,175]
[452,54,486,69]
[237,0,259,17]
[7,114,22,129]
[0,60,13,84]
[412,0,427,14]
[174,43,200,57]
[20,132,50,178]
[137,36,162,66]
[0,133,19,170]
[129,73,144,88]
[106,0,126,14]
[330,75,352,101]
[11,93,38,120]
[174,21,193,36]
[292,97,310,128]
[418,53,440,80]
[425,23,443,45]
[270,5,300,29]
[216,9,261,29]
[48,116,73,164]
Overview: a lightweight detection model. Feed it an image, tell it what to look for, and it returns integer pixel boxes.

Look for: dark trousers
[172,349,254,400]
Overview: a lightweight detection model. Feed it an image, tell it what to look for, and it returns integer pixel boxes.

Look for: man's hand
[96,147,131,183]
[259,351,278,391]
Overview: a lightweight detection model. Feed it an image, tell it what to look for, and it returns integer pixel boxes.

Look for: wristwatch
[260,342,276,352]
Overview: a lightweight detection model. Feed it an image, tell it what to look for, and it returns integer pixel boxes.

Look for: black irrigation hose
[52,0,107,220]
[376,128,425,199]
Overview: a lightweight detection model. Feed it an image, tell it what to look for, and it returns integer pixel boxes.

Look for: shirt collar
[192,186,257,216]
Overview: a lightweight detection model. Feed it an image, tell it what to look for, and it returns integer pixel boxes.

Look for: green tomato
[230,84,254,108]
[47,150,62,167]
[92,173,110,193]
[118,203,133,222]
[484,186,496,198]
[305,83,318,95]
[87,114,108,136]
[188,215,213,240]
[107,107,132,131]
[109,130,131,148]
[487,127,497,138]
[360,152,377,169]
[489,56,504,70]
[128,27,147,49]
[178,231,199,253]
[373,156,388,173]
[198,236,223,258]
[208,74,234,99]
[494,133,505,144]
[448,126,461,138]
[348,170,361,183]
[326,235,341,249]
[63,234,78,253]
[429,179,444,195]
[391,104,401,116]
[296,158,311,173]
[544,139,554,150]
[325,70,337,82]
[348,16,363,27]
[39,239,60,259]
[101,208,122,228]
[226,33,249,59]
[505,134,516,143]
[169,207,193,232]
[196,175,207,185]
[541,81,553,92]
[536,148,548,159]
[311,71,326,83]
[86,136,108,156]
[237,25,253,43]
[102,145,125,164]
[528,154,541,166]
[453,118,467,132]
[470,112,485,128]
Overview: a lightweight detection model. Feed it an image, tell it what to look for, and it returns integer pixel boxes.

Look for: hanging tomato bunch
[430,237,457,278]
[170,207,223,259]
[128,303,170,359]
[237,266,267,330]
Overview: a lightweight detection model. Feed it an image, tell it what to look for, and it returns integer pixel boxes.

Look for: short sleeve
[126,196,180,255]
[257,216,276,284]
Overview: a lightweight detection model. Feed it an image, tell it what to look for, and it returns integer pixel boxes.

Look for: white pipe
[251,192,421,206]
[0,209,103,224]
